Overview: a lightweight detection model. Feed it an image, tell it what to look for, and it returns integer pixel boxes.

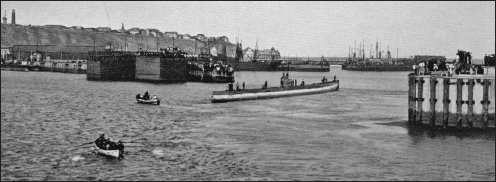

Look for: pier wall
[135,57,161,81]
[86,52,136,81]
[408,74,495,128]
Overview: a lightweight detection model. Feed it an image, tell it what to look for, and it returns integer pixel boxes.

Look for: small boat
[136,94,161,105]
[137,98,161,105]
[93,143,121,158]
[211,80,339,102]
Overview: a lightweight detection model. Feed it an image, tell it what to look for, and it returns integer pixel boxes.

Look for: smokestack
[375,39,378,59]
[11,9,15,25]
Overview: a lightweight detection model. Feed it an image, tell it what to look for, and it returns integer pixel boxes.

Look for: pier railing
[408,74,495,129]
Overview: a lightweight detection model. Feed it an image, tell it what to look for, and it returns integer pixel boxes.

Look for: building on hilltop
[71,26,84,30]
[83,28,97,32]
[196,34,206,41]
[217,36,229,42]
[182,34,191,40]
[45,25,68,30]
[207,37,216,42]
[97,27,111,32]
[145,29,160,37]
[164,32,179,39]
[129,27,141,35]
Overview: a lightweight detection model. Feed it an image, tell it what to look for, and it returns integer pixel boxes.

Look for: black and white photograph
[1,1,494,181]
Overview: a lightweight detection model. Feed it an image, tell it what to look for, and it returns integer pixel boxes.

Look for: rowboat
[211,80,339,102]
[137,98,161,105]
[93,143,121,158]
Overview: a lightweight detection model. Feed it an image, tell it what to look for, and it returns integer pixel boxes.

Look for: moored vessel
[211,78,339,103]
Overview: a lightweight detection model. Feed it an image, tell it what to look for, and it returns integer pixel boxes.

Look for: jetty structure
[211,75,339,103]
[408,51,495,129]
[186,41,237,83]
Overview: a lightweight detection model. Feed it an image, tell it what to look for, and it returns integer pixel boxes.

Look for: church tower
[121,22,125,31]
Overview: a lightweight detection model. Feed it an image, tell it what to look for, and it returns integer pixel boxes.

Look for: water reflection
[402,122,495,141]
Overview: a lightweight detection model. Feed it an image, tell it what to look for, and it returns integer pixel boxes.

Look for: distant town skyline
[1,1,495,59]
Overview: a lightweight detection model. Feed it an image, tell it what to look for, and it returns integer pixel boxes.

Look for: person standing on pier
[264,81,268,89]
[242,82,245,90]
[236,82,240,91]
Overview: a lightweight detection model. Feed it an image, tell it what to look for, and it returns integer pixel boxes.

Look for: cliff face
[1,24,236,56]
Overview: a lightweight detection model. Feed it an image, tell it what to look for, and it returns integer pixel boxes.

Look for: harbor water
[1,67,494,180]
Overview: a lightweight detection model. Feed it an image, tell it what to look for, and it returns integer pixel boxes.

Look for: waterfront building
[242,47,254,62]
[1,47,12,60]
[256,47,281,61]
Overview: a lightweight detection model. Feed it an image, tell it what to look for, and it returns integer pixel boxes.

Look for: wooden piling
[408,76,414,123]
[412,77,417,123]
[481,79,491,129]
[416,77,424,125]
[429,77,438,126]
[442,78,450,128]
[467,79,475,128]
[456,79,464,128]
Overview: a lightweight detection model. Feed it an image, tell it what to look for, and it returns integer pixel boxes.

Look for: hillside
[1,24,236,56]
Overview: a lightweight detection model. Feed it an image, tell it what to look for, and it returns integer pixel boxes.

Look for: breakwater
[408,73,495,129]
[1,61,86,74]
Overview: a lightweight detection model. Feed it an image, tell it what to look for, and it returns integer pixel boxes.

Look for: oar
[66,145,94,151]
[64,141,94,150]
[122,141,166,144]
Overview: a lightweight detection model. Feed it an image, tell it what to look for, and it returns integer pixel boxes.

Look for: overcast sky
[1,1,494,59]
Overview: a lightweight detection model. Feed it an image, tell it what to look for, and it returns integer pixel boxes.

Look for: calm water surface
[1,67,494,180]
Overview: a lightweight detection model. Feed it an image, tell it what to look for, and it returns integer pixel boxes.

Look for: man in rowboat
[95,134,107,149]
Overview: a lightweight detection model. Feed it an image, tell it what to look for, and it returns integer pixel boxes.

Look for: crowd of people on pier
[412,59,484,76]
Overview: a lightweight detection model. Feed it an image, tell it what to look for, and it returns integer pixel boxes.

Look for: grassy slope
[1,24,236,55]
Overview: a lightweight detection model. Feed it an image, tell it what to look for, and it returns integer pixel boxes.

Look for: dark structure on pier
[86,48,190,83]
